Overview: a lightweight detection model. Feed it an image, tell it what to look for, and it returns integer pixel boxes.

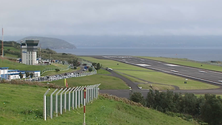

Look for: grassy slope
[0,58,57,71]
[80,56,219,90]
[50,69,128,90]
[139,56,222,72]
[0,84,195,125]
[0,58,71,76]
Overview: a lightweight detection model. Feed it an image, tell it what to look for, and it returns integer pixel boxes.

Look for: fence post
[64,88,71,112]
[74,87,79,109]
[50,89,58,119]
[55,88,63,117]
[43,89,50,121]
[96,84,100,99]
[72,87,77,109]
[69,87,75,111]
[60,88,67,115]
[78,87,82,108]
[91,86,93,101]
[83,87,86,125]
[80,87,84,106]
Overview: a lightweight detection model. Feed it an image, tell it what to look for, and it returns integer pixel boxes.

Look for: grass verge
[138,84,175,90]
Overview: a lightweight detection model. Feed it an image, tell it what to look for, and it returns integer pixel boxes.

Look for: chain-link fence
[43,84,100,120]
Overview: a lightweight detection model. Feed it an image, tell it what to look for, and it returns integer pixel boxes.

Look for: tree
[73,58,80,67]
[146,90,156,108]
[88,67,92,72]
[179,93,198,115]
[19,72,23,79]
[130,92,145,106]
[92,62,97,67]
[201,94,222,125]
[25,72,30,78]
[95,63,102,70]
[30,73,34,78]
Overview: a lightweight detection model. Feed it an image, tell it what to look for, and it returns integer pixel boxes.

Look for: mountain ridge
[18,36,76,49]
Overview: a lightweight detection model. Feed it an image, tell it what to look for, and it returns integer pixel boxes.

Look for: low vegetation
[0,84,196,125]
[130,90,222,125]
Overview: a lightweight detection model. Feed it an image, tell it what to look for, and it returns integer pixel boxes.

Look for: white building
[0,67,40,80]
[21,40,39,65]
[0,67,9,80]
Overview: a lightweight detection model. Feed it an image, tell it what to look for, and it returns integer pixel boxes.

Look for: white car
[107,68,113,71]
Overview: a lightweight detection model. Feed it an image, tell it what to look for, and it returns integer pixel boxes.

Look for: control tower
[21,40,39,65]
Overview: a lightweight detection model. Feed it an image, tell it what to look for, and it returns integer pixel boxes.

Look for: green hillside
[0,84,196,125]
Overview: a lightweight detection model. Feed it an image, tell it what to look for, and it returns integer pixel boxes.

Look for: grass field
[0,84,196,125]
[120,73,175,90]
[139,56,222,72]
[80,56,150,71]
[50,73,129,90]
[81,56,219,90]
[118,70,219,90]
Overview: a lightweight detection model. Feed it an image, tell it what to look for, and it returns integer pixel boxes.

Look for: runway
[92,56,222,98]
[102,56,222,86]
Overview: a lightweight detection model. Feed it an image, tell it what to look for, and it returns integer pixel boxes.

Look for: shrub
[88,67,92,72]
[55,69,60,72]
[130,92,145,106]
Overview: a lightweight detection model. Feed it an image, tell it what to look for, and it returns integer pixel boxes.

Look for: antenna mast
[1,28,3,57]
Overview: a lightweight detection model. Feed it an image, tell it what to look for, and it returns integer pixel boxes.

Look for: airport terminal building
[21,40,39,65]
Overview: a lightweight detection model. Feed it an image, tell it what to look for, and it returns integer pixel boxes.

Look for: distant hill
[19,36,76,49]
[58,35,222,48]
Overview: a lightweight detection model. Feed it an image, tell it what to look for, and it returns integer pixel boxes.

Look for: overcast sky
[1,0,222,37]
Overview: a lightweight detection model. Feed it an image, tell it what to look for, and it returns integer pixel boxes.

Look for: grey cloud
[1,0,222,36]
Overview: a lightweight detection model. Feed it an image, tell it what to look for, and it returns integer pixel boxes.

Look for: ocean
[53,47,222,62]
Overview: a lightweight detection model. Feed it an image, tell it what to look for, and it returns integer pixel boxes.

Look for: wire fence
[43,84,100,120]
[24,70,97,82]
[41,64,71,75]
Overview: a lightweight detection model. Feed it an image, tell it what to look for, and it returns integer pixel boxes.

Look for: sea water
[53,47,222,62]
